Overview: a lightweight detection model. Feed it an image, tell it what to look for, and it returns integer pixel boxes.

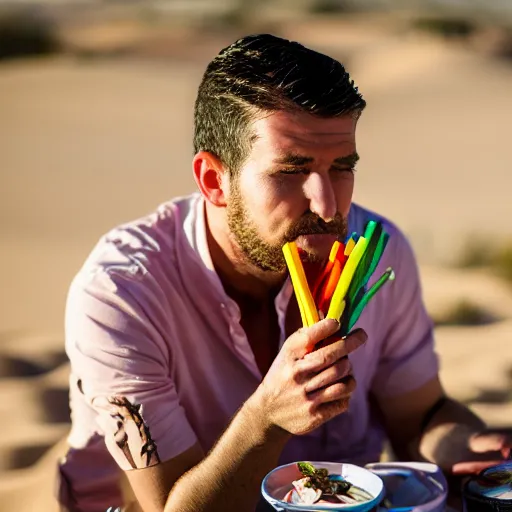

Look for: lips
[296,234,338,251]
[298,234,337,243]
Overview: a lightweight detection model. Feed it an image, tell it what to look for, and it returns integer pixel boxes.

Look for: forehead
[249,110,358,156]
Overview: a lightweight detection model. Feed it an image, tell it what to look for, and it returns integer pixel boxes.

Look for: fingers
[299,329,367,373]
[304,358,352,394]
[469,432,511,456]
[269,322,364,436]
[449,432,511,475]
[451,459,508,475]
[307,375,357,405]
[286,318,341,358]
[315,396,352,423]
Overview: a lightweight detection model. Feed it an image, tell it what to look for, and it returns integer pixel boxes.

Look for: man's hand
[449,430,511,475]
[254,318,367,436]
[410,391,512,475]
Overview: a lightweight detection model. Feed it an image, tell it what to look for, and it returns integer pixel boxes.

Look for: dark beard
[226,181,348,272]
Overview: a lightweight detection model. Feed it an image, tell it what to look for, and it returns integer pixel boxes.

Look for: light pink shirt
[58,193,438,511]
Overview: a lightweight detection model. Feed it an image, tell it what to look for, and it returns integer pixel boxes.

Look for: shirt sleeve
[65,267,198,471]
[370,226,440,398]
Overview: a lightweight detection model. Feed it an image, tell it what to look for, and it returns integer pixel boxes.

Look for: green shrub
[0,10,60,60]
[434,300,498,327]
[457,237,494,269]
[308,0,355,14]
[494,243,512,283]
[412,16,476,39]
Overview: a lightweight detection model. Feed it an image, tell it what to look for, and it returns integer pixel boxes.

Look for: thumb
[286,318,340,358]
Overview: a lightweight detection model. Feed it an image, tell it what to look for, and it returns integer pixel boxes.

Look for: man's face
[226,110,358,272]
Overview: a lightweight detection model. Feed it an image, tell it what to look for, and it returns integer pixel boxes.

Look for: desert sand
[1,13,511,511]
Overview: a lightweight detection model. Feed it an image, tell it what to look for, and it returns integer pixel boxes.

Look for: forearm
[164,393,291,512]
[418,397,486,468]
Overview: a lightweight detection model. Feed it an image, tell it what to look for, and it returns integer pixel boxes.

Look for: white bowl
[261,461,384,512]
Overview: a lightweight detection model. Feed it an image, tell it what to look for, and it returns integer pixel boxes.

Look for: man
[58,34,510,512]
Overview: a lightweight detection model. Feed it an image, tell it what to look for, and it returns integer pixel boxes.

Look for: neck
[205,204,286,303]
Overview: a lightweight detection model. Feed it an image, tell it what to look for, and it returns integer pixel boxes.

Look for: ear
[193,151,228,207]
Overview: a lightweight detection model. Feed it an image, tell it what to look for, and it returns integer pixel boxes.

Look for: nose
[303,173,337,222]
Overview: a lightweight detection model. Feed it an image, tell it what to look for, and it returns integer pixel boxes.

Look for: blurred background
[0,0,511,510]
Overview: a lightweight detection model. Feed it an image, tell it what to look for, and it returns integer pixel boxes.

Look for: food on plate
[282,462,374,505]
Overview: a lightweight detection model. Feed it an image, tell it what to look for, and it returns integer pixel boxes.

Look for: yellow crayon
[282,242,319,327]
[327,236,368,322]
[345,237,356,256]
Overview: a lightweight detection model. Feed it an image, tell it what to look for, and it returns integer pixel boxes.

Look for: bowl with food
[261,461,384,511]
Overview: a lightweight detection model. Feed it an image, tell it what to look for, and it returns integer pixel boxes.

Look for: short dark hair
[193,33,366,176]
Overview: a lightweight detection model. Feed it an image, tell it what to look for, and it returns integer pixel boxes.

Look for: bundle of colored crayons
[282,220,395,336]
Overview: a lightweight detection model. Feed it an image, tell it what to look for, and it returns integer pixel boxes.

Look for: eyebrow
[332,153,360,167]
[273,152,360,167]
[273,153,314,166]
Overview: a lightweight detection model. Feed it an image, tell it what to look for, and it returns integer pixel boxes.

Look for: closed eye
[332,166,357,174]
[278,167,310,175]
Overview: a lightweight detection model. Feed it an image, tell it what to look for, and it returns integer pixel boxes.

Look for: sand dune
[1,15,511,511]
[0,332,69,511]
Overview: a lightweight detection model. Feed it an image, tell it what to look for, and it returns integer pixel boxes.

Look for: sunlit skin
[193,110,359,302]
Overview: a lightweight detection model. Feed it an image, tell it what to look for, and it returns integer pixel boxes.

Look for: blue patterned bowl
[261,461,384,511]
